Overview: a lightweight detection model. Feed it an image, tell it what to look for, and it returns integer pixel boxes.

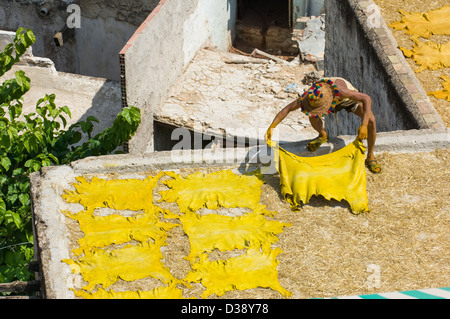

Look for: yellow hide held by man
[268,139,369,214]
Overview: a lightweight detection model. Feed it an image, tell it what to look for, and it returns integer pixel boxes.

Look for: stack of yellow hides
[61,169,291,299]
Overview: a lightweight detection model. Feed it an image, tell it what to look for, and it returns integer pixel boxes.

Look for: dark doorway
[234,0,297,56]
[237,0,290,29]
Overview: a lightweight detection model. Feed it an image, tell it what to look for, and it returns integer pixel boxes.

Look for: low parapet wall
[120,0,237,154]
[324,0,446,137]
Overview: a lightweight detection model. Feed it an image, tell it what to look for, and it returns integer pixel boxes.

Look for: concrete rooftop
[157,48,319,144]
[0,56,122,140]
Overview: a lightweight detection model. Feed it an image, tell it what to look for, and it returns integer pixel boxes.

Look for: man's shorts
[333,101,360,113]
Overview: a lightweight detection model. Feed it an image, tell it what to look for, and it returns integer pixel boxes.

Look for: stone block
[416,101,432,114]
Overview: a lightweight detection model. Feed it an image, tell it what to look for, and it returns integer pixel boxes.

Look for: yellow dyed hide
[63,242,177,291]
[400,39,450,73]
[63,210,178,255]
[389,5,450,38]
[186,248,291,298]
[179,211,291,262]
[159,170,264,212]
[71,285,184,299]
[269,139,369,214]
[63,172,163,214]
[428,75,450,102]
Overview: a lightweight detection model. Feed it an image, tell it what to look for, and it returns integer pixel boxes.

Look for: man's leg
[307,117,328,151]
[309,116,327,139]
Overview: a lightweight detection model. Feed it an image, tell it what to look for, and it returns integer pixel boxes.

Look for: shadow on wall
[72,17,140,81]
[324,0,421,138]
[77,80,124,140]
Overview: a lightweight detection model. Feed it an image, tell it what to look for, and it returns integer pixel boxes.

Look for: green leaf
[15,27,24,38]
[0,157,11,171]
[0,198,5,213]
[3,43,13,54]
[5,250,16,266]
[9,211,22,229]
[18,194,29,206]
[60,105,71,118]
[41,158,51,167]
[23,138,31,153]
[15,43,27,58]
[47,153,59,165]
[59,114,67,128]
[2,55,12,68]
[36,96,46,107]
[12,168,24,176]
[120,108,132,124]
[0,200,5,225]
[69,131,82,145]
[15,71,24,88]
[25,158,41,172]
[7,194,18,206]
[23,246,33,261]
[24,159,35,168]
[0,172,7,182]
[1,134,11,150]
[86,116,99,123]
[25,29,36,46]
[32,162,41,172]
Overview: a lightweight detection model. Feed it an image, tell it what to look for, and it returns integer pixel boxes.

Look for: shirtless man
[265,77,381,173]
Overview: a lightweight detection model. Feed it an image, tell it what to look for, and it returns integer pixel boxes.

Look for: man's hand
[265,128,273,141]
[357,125,368,141]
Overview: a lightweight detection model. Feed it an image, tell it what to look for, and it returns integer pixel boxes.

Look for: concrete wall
[77,0,160,80]
[0,0,158,81]
[73,16,137,81]
[121,0,237,154]
[323,0,445,137]
[0,0,78,75]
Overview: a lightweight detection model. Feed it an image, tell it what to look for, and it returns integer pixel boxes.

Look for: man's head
[300,78,341,118]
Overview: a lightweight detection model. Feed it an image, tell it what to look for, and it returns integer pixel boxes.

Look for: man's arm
[336,81,373,140]
[265,98,301,141]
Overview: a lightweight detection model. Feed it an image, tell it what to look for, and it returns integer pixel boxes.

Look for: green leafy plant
[0,28,141,289]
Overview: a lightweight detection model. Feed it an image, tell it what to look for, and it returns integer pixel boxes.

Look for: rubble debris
[225,59,267,64]
[295,15,325,70]
[302,71,322,85]
[250,48,291,65]
[157,48,322,143]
